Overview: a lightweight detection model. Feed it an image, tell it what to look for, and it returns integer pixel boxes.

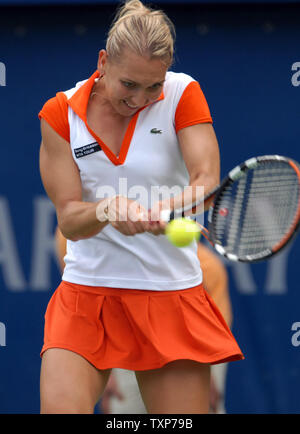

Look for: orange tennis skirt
[41,281,244,370]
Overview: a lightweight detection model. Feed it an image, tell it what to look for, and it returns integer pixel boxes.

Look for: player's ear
[97,50,107,76]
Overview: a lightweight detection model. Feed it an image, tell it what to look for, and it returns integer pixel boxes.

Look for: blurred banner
[0,1,300,414]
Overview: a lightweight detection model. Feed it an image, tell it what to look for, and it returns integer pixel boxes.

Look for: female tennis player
[39,0,244,414]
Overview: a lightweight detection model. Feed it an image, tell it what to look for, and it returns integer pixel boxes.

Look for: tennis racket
[165,155,300,262]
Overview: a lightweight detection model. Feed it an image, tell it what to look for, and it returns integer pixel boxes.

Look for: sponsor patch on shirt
[74,142,102,158]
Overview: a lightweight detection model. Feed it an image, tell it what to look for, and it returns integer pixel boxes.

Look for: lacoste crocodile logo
[150,128,162,134]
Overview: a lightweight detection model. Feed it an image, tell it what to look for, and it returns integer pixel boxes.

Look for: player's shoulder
[166,70,197,84]
[38,78,88,140]
[165,71,197,90]
[163,71,199,102]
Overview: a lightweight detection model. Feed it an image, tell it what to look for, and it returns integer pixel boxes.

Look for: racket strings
[240,168,298,252]
[213,161,300,258]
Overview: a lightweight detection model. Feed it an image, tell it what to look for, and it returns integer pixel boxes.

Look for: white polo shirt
[39,70,213,290]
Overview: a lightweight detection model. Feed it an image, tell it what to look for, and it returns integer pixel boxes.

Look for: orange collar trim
[66,70,164,166]
[67,70,165,122]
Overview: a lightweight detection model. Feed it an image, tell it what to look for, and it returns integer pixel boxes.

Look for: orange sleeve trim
[38,92,70,143]
[175,81,213,134]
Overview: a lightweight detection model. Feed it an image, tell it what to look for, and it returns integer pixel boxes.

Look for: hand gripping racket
[165,155,300,262]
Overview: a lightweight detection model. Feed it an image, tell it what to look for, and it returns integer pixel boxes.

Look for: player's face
[98,49,168,117]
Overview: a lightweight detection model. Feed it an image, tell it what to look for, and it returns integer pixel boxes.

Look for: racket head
[208,155,300,262]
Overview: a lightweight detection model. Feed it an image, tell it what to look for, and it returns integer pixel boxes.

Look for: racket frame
[208,155,300,262]
[168,155,300,263]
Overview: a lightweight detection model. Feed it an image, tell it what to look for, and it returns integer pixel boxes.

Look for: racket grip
[162,209,184,222]
[168,210,175,221]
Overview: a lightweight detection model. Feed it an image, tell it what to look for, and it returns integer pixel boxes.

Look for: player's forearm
[57,200,109,241]
[190,171,219,210]
[171,172,219,213]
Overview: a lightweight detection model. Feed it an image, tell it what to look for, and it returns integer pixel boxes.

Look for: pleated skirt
[41,280,244,370]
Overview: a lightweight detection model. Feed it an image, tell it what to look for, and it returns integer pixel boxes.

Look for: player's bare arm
[177,122,220,211]
[39,119,110,241]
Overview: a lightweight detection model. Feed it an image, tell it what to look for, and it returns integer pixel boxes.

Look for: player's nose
[131,91,149,107]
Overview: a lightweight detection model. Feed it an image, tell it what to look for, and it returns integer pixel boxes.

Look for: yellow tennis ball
[165,218,201,247]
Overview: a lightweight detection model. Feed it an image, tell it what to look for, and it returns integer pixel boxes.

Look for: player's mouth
[123,100,139,110]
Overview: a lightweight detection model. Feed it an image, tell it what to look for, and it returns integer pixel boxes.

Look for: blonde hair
[106,0,175,68]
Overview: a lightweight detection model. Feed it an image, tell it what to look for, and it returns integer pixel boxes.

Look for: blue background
[2,0,300,4]
[0,0,300,414]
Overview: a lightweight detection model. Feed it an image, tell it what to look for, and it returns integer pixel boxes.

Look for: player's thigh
[40,348,111,413]
[135,359,211,414]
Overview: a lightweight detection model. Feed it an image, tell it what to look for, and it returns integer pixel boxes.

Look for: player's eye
[148,83,163,90]
[121,81,135,88]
